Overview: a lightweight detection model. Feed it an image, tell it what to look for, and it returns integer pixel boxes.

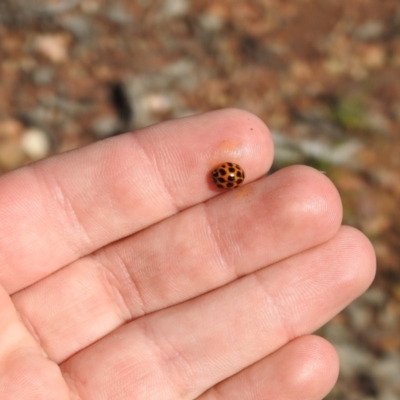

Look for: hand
[0,109,375,399]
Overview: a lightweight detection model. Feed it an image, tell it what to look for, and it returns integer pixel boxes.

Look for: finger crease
[93,248,147,321]
[15,308,49,358]
[253,270,295,343]
[137,318,195,398]
[31,162,94,257]
[132,134,180,215]
[202,203,238,280]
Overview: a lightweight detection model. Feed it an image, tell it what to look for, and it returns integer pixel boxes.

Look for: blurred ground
[1,1,400,398]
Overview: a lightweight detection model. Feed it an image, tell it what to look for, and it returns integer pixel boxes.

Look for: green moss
[333,97,368,130]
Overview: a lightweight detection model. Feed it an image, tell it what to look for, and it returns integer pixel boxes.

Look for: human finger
[0,285,70,399]
[198,335,339,400]
[0,108,273,293]
[60,226,375,400]
[14,165,342,363]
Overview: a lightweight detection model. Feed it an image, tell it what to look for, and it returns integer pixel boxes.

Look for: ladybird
[211,162,245,189]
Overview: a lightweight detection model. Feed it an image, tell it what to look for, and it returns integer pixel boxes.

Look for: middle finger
[60,225,375,400]
[13,166,342,363]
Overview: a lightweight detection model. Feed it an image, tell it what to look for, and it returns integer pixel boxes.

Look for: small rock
[38,0,83,14]
[336,343,373,378]
[143,93,172,115]
[124,72,188,128]
[362,45,386,69]
[321,318,353,344]
[107,4,133,24]
[324,58,347,75]
[362,288,388,308]
[353,21,385,41]
[134,91,182,128]
[0,118,23,138]
[370,168,400,191]
[91,115,121,138]
[290,60,312,80]
[346,300,374,330]
[162,59,198,91]
[377,299,400,329]
[31,67,54,85]
[34,34,71,63]
[162,0,189,18]
[365,110,391,135]
[21,128,51,160]
[372,353,400,388]
[81,0,100,14]
[198,13,225,32]
[60,15,93,39]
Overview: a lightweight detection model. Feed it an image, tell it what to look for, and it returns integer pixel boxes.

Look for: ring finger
[13,166,342,363]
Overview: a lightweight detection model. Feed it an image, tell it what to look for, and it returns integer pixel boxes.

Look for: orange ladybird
[211,162,245,189]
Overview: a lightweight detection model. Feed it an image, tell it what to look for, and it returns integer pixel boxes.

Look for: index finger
[0,109,273,293]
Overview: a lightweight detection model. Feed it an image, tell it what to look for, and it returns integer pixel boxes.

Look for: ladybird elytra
[211,162,245,189]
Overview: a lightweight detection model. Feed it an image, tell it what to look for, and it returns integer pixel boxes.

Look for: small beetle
[211,162,245,189]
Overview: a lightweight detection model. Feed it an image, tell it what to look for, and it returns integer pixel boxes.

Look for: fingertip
[200,334,340,400]
[267,165,343,244]
[217,108,275,167]
[334,226,377,296]
[288,335,340,396]
[199,108,275,179]
[277,164,342,221]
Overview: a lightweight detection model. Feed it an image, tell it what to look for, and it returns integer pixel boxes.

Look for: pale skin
[0,109,376,399]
